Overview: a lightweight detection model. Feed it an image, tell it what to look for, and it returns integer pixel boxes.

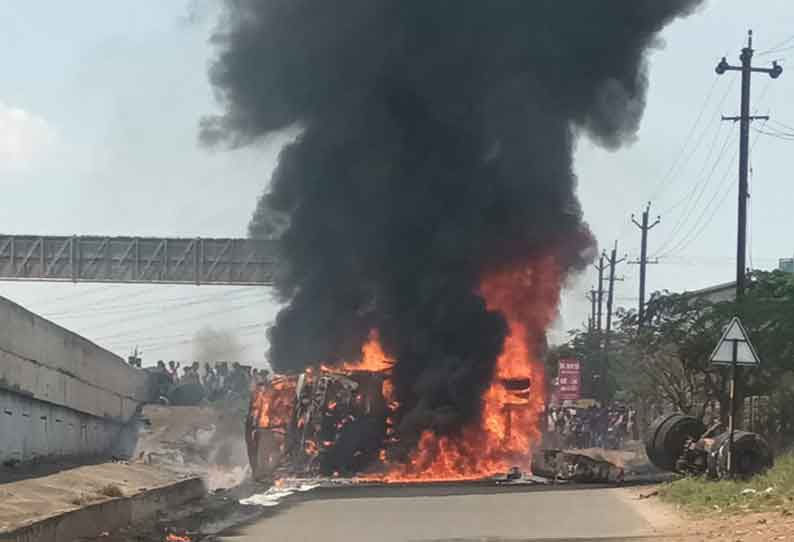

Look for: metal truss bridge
[0,235,278,286]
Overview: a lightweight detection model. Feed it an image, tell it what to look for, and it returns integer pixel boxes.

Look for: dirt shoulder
[622,483,794,542]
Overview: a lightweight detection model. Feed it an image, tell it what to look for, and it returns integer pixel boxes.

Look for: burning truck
[206,0,709,488]
[245,331,623,484]
[245,324,550,483]
[246,368,388,480]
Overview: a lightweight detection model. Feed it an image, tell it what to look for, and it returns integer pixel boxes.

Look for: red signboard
[557,358,581,401]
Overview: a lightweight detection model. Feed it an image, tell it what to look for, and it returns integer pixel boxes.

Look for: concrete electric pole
[716,30,782,299]
[588,288,598,333]
[601,242,626,404]
[605,243,626,337]
[715,29,782,474]
[592,254,608,333]
[630,203,660,325]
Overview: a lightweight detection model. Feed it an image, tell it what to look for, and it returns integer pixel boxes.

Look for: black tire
[709,430,774,479]
[645,414,705,472]
[645,413,679,469]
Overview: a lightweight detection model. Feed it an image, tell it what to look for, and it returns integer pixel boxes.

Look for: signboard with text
[557,358,581,401]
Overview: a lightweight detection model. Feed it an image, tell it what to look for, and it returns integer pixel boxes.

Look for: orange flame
[249,375,296,430]
[374,255,562,482]
[249,256,563,482]
[340,330,394,373]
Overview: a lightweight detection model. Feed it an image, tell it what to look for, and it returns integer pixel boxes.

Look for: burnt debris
[645,413,773,479]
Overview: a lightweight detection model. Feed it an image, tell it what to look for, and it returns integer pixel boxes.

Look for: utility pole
[585,287,599,398]
[588,288,598,333]
[715,29,782,475]
[716,30,781,298]
[605,243,626,337]
[630,203,660,325]
[592,255,608,332]
[602,242,626,404]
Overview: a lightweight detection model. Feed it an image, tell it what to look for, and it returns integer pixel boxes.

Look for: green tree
[552,270,794,444]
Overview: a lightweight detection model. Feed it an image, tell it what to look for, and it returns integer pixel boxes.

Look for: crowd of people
[145,360,270,404]
[545,404,639,450]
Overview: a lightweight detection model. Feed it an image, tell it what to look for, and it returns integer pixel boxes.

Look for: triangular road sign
[709,316,761,367]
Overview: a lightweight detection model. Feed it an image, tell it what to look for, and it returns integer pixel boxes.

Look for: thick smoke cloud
[203,1,703,438]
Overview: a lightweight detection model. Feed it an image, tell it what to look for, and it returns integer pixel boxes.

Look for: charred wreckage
[645,413,773,480]
[245,366,625,485]
[246,370,775,485]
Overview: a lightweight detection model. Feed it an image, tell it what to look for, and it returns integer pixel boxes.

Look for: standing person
[153,360,172,401]
[216,362,229,391]
[203,364,218,399]
[546,407,557,448]
[596,407,609,448]
[168,361,180,382]
[628,408,639,442]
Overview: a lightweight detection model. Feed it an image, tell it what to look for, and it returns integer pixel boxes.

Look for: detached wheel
[645,414,705,472]
[709,430,774,479]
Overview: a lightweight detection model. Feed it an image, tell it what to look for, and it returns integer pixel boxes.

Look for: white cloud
[0,101,56,171]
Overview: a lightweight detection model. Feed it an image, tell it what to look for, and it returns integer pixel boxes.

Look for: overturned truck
[645,413,773,479]
[246,369,389,480]
[246,366,624,484]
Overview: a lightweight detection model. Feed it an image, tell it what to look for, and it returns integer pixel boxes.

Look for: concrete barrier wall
[0,477,205,542]
[0,296,151,422]
[0,389,137,464]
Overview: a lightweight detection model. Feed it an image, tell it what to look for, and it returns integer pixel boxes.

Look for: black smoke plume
[203,1,703,440]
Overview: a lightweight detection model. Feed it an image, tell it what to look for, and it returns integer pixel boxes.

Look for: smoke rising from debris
[203,1,703,439]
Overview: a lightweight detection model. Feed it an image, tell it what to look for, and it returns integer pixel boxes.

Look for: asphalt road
[219,485,657,542]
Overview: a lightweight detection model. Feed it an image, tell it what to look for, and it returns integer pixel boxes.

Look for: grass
[69,494,94,506]
[98,483,125,498]
[659,453,794,515]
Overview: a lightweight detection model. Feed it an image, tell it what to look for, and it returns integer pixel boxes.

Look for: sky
[1,0,794,365]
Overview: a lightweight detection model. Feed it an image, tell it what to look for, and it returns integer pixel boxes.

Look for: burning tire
[645,414,706,472]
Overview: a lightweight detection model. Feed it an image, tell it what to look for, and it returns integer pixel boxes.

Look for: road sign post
[709,316,760,475]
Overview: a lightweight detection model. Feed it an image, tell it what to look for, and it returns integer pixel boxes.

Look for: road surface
[220,485,661,542]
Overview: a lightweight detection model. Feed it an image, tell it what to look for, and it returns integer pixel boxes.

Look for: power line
[756,34,794,56]
[758,43,794,56]
[657,146,740,257]
[753,127,794,140]
[43,286,261,319]
[609,76,728,245]
[645,76,723,204]
[658,71,742,217]
[660,120,768,258]
[659,121,728,215]
[767,118,794,132]
[653,128,737,255]
[82,296,269,342]
[654,70,776,257]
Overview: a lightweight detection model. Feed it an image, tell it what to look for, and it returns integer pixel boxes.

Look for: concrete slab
[0,462,205,542]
